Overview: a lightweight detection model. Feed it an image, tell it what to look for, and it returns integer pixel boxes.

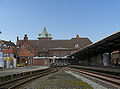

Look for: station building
[0,40,17,68]
[16,26,92,66]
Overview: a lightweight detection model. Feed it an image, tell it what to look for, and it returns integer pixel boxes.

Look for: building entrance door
[22,59,25,66]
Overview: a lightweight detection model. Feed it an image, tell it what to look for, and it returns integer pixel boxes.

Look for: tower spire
[38,25,52,40]
[44,24,46,28]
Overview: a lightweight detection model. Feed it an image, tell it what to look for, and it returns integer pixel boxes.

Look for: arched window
[27,45,30,50]
[21,45,24,49]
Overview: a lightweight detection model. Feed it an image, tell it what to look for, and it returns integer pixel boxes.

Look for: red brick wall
[33,59,50,66]
[33,59,40,66]
[17,37,39,65]
[2,47,15,54]
[17,40,38,57]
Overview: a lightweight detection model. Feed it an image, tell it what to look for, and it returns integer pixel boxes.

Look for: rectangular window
[39,53,41,56]
[56,52,58,57]
[61,52,63,57]
[58,52,60,57]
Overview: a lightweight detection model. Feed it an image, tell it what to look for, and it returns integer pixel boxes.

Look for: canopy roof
[69,31,120,58]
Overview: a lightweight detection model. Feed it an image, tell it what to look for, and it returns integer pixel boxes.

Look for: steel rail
[67,67,120,87]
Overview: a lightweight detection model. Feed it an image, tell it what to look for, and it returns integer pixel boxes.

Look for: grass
[67,80,93,89]
[39,86,45,89]
[38,75,93,89]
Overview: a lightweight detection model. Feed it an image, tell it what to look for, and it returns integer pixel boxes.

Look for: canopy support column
[108,52,111,66]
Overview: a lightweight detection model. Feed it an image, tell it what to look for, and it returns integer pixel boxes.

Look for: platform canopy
[68,31,120,58]
[33,56,67,59]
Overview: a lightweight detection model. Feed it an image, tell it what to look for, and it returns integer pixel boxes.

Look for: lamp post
[16,47,19,65]
[32,51,34,66]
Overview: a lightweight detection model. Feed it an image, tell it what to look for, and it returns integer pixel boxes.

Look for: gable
[18,48,32,57]
[17,40,37,50]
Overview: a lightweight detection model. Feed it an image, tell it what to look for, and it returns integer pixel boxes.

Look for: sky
[0,0,120,43]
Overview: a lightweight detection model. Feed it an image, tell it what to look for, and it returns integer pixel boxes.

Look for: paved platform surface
[0,66,49,77]
[69,65,120,72]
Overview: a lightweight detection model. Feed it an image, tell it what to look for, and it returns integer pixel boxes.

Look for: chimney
[17,36,19,41]
[24,34,28,40]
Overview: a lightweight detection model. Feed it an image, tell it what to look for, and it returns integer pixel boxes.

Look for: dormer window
[75,44,79,48]
[43,48,45,51]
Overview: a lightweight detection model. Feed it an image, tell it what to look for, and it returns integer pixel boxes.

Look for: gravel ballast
[65,70,107,89]
[17,68,93,89]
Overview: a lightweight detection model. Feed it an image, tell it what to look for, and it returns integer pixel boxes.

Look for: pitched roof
[2,48,14,54]
[16,38,37,50]
[17,38,92,52]
[0,40,15,47]
[38,26,52,39]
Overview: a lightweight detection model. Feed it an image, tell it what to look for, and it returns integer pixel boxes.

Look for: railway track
[0,67,58,89]
[66,67,120,88]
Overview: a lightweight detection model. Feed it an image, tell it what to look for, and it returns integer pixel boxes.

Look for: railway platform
[0,66,49,83]
[69,65,120,72]
[0,66,49,77]
[69,65,120,77]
